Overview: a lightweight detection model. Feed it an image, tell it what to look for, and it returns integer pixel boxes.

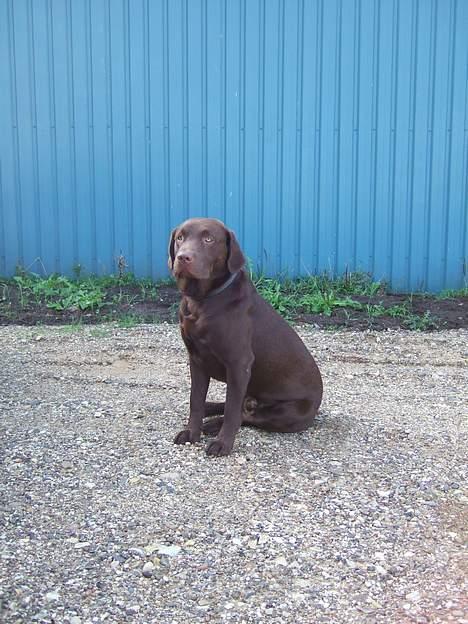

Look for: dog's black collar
[206,270,241,298]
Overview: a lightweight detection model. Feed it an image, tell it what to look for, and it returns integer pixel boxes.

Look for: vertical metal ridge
[201,0,207,216]
[313,0,323,273]
[124,0,134,266]
[8,0,24,266]
[294,0,304,274]
[369,0,380,276]
[333,0,343,274]
[442,0,457,286]
[162,0,171,231]
[423,0,437,288]
[27,0,42,267]
[0,160,5,273]
[144,0,152,275]
[257,0,265,268]
[239,0,246,242]
[221,0,227,223]
[406,0,419,287]
[105,0,115,269]
[66,0,78,265]
[86,0,97,272]
[387,0,400,285]
[182,0,189,221]
[276,0,285,271]
[462,13,468,278]
[351,0,361,270]
[47,0,60,273]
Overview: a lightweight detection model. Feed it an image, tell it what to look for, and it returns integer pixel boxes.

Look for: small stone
[142,562,155,578]
[69,617,81,624]
[377,489,392,498]
[275,556,288,566]
[159,471,182,482]
[129,547,145,558]
[45,591,59,602]
[375,565,388,576]
[157,545,181,557]
[406,591,421,602]
[295,579,309,589]
[126,605,140,615]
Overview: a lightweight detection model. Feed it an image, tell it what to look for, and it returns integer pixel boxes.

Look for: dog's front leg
[206,358,253,457]
[174,359,210,445]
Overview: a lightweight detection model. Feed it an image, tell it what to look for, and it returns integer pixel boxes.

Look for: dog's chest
[179,301,226,380]
[179,300,210,350]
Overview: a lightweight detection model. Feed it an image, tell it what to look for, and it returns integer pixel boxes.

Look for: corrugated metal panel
[0,0,467,291]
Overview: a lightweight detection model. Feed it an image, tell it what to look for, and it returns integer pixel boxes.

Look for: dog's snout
[176,251,193,264]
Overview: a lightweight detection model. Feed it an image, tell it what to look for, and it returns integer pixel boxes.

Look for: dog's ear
[226,229,245,273]
[167,228,177,270]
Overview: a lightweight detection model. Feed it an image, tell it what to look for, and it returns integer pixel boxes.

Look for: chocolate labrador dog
[168,218,323,456]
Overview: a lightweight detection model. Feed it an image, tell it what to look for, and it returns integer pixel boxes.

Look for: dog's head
[168,218,245,281]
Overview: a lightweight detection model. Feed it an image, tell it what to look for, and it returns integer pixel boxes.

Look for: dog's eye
[204,236,214,243]
[176,234,184,242]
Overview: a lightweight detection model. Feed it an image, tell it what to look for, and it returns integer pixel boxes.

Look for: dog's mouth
[173,261,210,281]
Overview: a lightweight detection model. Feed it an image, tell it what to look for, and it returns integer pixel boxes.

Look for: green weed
[437,287,468,299]
[299,291,363,316]
[117,313,145,328]
[254,276,295,317]
[404,311,439,331]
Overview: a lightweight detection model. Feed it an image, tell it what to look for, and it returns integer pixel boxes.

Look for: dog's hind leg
[202,416,224,435]
[204,402,225,417]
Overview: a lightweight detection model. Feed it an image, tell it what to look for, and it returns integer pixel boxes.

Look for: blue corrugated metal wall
[0,0,467,291]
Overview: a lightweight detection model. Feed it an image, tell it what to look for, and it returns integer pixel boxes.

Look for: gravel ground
[0,323,467,624]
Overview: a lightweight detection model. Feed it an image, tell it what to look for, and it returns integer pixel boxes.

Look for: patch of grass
[8,273,105,311]
[254,272,375,317]
[117,313,145,328]
[299,291,363,316]
[90,327,112,338]
[168,301,180,322]
[403,310,439,331]
[0,270,170,315]
[365,303,386,318]
[139,278,160,300]
[253,276,296,317]
[58,321,84,334]
[386,302,411,318]
[111,290,139,306]
[437,286,468,299]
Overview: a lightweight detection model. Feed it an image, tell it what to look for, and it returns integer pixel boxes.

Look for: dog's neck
[177,271,240,301]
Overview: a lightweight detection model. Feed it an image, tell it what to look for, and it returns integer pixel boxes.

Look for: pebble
[157,545,181,557]
[406,591,422,602]
[45,591,59,602]
[129,547,146,558]
[142,562,155,578]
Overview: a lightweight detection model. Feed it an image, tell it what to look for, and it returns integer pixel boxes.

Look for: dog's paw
[173,429,200,445]
[205,439,233,457]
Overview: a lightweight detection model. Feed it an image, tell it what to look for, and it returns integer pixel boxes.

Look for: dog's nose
[176,252,192,263]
